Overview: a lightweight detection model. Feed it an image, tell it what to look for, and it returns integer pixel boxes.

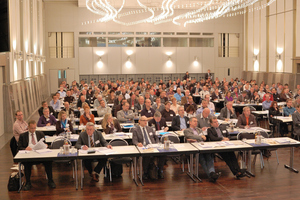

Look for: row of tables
[14,137,300,192]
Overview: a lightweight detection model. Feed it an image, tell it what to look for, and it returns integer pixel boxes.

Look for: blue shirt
[262,100,272,110]
[174,93,184,101]
[283,106,296,116]
[196,107,213,115]
[50,100,61,110]
[179,117,187,130]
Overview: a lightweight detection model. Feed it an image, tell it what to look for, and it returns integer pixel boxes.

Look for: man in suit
[237,91,249,104]
[218,101,237,120]
[75,122,112,182]
[127,93,138,110]
[171,106,189,131]
[184,95,197,111]
[62,101,74,117]
[148,112,168,132]
[132,116,166,179]
[205,69,212,80]
[77,95,90,110]
[38,101,55,116]
[184,117,220,182]
[181,90,190,106]
[292,105,300,138]
[236,106,257,128]
[196,108,212,135]
[18,120,56,190]
[117,102,135,123]
[152,97,165,113]
[208,117,246,178]
[134,96,145,114]
[64,90,75,104]
[114,99,127,117]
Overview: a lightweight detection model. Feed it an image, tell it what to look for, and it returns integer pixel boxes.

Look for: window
[79,32,92,35]
[163,32,175,35]
[218,33,239,57]
[122,32,134,35]
[108,37,134,47]
[48,32,74,58]
[136,32,148,35]
[79,37,106,47]
[189,38,214,47]
[108,32,120,35]
[136,37,161,47]
[150,32,161,35]
[94,32,106,35]
[190,32,201,35]
[177,32,188,35]
[163,38,187,47]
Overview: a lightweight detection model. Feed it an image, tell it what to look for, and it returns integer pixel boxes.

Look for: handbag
[7,172,22,191]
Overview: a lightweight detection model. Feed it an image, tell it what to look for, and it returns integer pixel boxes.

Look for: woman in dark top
[102,113,122,134]
[56,111,74,135]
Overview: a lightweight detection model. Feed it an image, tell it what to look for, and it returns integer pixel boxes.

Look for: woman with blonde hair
[56,110,74,135]
[170,97,180,115]
[102,113,122,134]
[79,105,95,125]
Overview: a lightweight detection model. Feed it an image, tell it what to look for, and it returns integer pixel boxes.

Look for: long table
[13,149,78,192]
[77,146,140,189]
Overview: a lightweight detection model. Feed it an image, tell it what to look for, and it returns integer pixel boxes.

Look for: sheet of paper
[79,149,88,154]
[35,149,52,154]
[32,139,47,151]
[96,148,116,155]
[18,150,30,154]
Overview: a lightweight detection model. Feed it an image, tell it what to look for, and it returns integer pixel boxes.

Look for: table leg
[284,147,299,173]
[138,157,144,186]
[133,157,138,186]
[75,160,78,190]
[80,160,83,190]
[18,162,22,192]
[187,154,196,182]
[193,153,202,182]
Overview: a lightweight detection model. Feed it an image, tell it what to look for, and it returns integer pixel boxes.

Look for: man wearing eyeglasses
[132,116,166,179]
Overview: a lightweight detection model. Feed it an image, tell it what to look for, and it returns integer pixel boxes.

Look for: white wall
[44,1,244,84]
[9,0,45,83]
[245,0,297,73]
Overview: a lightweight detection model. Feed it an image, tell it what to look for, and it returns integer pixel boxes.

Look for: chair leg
[253,154,257,165]
[275,151,279,165]
[72,161,75,179]
[260,152,264,169]
[181,157,185,172]
[109,163,112,182]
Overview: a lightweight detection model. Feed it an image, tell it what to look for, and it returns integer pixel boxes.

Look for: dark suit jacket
[211,92,222,100]
[75,130,108,149]
[161,109,176,122]
[171,116,189,131]
[148,118,167,131]
[132,125,159,145]
[62,108,75,116]
[56,120,74,135]
[207,127,229,141]
[292,112,300,136]
[236,114,257,128]
[191,87,201,94]
[18,131,45,150]
[127,98,138,107]
[38,106,55,116]
[76,99,90,108]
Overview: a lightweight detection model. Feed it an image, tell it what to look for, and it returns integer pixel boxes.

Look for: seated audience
[184,117,220,182]
[283,99,296,116]
[148,112,168,132]
[196,99,213,115]
[218,101,237,120]
[172,106,189,131]
[102,113,122,134]
[141,99,155,121]
[174,88,184,102]
[132,116,166,179]
[79,105,95,125]
[117,102,135,123]
[170,97,180,115]
[38,101,55,116]
[13,110,28,143]
[184,95,197,111]
[236,106,257,128]
[237,91,249,104]
[75,122,112,182]
[196,108,212,134]
[97,100,112,117]
[208,117,246,178]
[56,111,73,135]
[262,93,272,110]
[77,95,90,110]
[18,120,56,190]
[37,107,57,127]
[62,101,74,117]
[152,97,165,113]
[64,90,75,104]
[161,101,176,122]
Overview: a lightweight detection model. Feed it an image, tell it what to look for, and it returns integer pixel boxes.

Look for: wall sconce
[36,55,41,62]
[126,56,132,68]
[27,53,34,61]
[193,56,199,66]
[276,48,283,60]
[126,50,133,56]
[166,56,172,67]
[14,51,23,61]
[253,49,259,61]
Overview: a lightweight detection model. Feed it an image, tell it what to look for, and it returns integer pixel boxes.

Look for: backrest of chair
[51,137,71,149]
[257,130,269,138]
[109,138,128,146]
[237,132,255,140]
[249,106,256,111]
[161,133,180,143]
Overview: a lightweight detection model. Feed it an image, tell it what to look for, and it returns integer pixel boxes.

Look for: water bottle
[164,136,170,150]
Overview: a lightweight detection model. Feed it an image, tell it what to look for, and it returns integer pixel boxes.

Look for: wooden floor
[2,140,300,200]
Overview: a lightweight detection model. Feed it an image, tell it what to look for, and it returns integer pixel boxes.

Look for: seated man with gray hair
[94,95,107,109]
[148,111,168,132]
[184,117,220,182]
[97,100,112,117]
[75,122,112,182]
